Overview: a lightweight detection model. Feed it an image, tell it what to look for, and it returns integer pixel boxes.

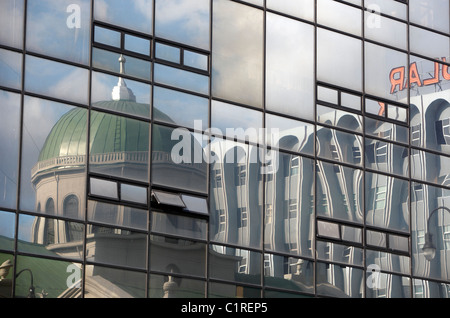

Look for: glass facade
[0,0,450,299]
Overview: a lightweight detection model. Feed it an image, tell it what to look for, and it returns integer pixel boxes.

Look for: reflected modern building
[0,0,450,298]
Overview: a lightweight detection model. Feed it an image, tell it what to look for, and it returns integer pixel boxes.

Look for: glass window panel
[209,140,263,249]
[183,50,208,71]
[155,42,181,64]
[318,0,361,36]
[265,114,315,155]
[150,235,206,278]
[410,26,450,61]
[316,262,364,298]
[264,254,314,294]
[365,172,409,233]
[25,55,89,105]
[366,273,411,298]
[152,190,185,207]
[149,273,205,298]
[211,100,263,144]
[264,153,314,257]
[181,195,208,215]
[27,0,90,65]
[366,249,411,275]
[317,28,362,92]
[208,281,261,298]
[17,214,84,260]
[0,48,22,89]
[121,184,147,205]
[91,71,151,119]
[16,255,82,298]
[367,230,387,248]
[20,97,87,214]
[365,138,409,177]
[266,13,314,121]
[317,86,338,105]
[152,124,207,193]
[266,0,314,21]
[0,0,24,49]
[151,211,207,241]
[389,234,409,253]
[0,211,15,251]
[316,126,363,167]
[89,111,149,183]
[94,0,153,35]
[209,245,261,285]
[316,161,363,224]
[85,264,146,298]
[240,0,263,6]
[387,105,407,123]
[364,12,407,50]
[365,117,409,145]
[365,42,408,103]
[365,0,407,20]
[154,63,209,95]
[0,90,20,210]
[411,148,450,187]
[94,25,121,48]
[155,0,210,50]
[341,225,362,244]
[316,241,363,266]
[317,220,340,240]
[413,279,450,298]
[317,105,363,133]
[153,86,208,131]
[212,0,263,108]
[88,200,148,231]
[410,0,449,33]
[341,92,361,111]
[92,48,151,82]
[124,34,150,56]
[90,178,118,199]
[87,225,147,269]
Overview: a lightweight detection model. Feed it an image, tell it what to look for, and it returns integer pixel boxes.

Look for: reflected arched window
[44,218,55,245]
[64,195,79,219]
[45,198,55,215]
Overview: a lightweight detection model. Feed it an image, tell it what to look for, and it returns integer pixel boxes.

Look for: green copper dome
[38,100,174,163]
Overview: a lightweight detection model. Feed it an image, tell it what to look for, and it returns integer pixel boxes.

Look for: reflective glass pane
[413,278,450,298]
[365,172,409,233]
[25,55,89,105]
[153,86,208,130]
[266,0,314,21]
[318,0,361,36]
[0,0,24,48]
[151,211,207,241]
[365,138,409,177]
[364,12,407,50]
[366,273,411,298]
[124,34,151,56]
[85,264,146,298]
[316,241,363,266]
[183,50,208,71]
[410,0,449,33]
[411,149,450,187]
[265,114,314,155]
[209,244,261,285]
[316,262,364,298]
[27,0,91,64]
[88,200,148,231]
[212,0,263,108]
[0,48,22,89]
[20,97,87,215]
[149,273,205,298]
[209,140,263,249]
[152,124,207,193]
[181,195,208,215]
[16,255,82,298]
[264,254,313,294]
[410,26,450,60]
[317,126,363,167]
[0,211,15,251]
[316,161,363,224]
[17,214,84,260]
[366,249,410,275]
[90,178,118,199]
[0,90,20,210]
[94,25,121,48]
[89,111,149,183]
[154,63,209,95]
[91,71,151,119]
[266,13,314,121]
[317,28,362,92]
[317,105,363,133]
[155,0,210,50]
[365,116,409,145]
[94,0,153,35]
[155,42,181,64]
[150,235,206,278]
[365,0,406,20]
[209,281,261,298]
[86,225,147,269]
[121,184,147,205]
[265,153,314,257]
